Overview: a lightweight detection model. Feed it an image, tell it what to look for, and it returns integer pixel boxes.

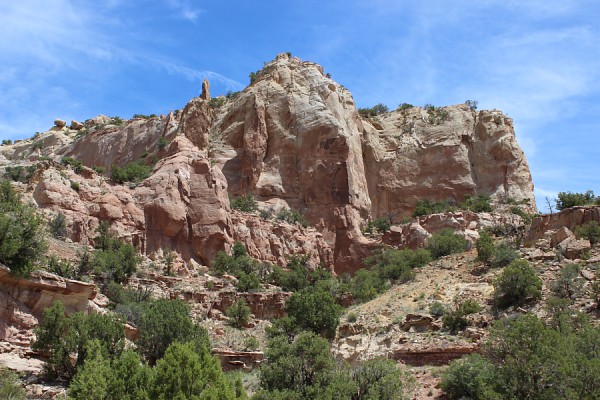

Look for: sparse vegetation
[493,259,542,309]
[363,215,392,234]
[49,212,67,238]
[555,190,599,210]
[464,99,478,111]
[424,104,450,125]
[110,161,153,183]
[575,221,600,245]
[157,136,169,151]
[230,193,258,213]
[226,299,252,328]
[212,241,268,292]
[397,103,414,111]
[91,221,140,283]
[61,157,83,173]
[426,229,469,259]
[4,165,36,183]
[0,181,47,276]
[276,207,309,227]
[0,368,26,399]
[209,97,226,108]
[442,299,482,333]
[358,103,389,118]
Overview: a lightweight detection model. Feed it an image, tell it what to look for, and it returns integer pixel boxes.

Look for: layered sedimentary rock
[0,53,536,273]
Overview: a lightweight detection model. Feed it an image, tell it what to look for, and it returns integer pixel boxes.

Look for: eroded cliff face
[362,105,535,221]
[0,52,536,273]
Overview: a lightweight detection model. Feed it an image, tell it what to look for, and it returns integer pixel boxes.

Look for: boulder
[54,119,66,128]
[70,120,84,130]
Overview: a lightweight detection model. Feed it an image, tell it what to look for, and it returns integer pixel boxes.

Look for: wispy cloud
[165,0,203,22]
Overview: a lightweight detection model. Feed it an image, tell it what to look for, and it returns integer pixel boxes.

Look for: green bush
[156,136,169,151]
[110,161,153,184]
[460,194,492,213]
[556,190,598,210]
[489,242,518,267]
[425,104,450,125]
[152,341,237,399]
[441,354,499,399]
[552,263,583,299]
[397,103,414,111]
[0,368,26,400]
[276,207,309,227]
[426,229,469,258]
[70,180,80,191]
[1,139,12,145]
[226,299,252,328]
[61,157,83,173]
[493,259,542,309]
[49,212,67,238]
[32,301,125,380]
[412,199,454,217]
[358,103,389,118]
[510,205,534,224]
[284,287,343,338]
[268,254,332,292]
[47,256,76,279]
[136,299,207,365]
[208,97,226,108]
[211,241,267,291]
[110,116,125,126]
[4,165,36,183]
[442,299,482,334]
[230,193,258,213]
[0,181,47,276]
[475,231,495,264]
[575,221,600,245]
[364,216,392,234]
[429,301,446,319]
[258,332,335,398]
[464,100,478,111]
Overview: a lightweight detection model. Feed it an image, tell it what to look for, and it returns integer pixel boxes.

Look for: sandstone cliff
[0,52,536,273]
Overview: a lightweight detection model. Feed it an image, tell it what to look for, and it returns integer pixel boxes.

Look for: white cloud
[166,0,203,22]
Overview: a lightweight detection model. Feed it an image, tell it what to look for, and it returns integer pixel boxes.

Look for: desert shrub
[475,231,495,264]
[1,139,12,145]
[156,136,169,151]
[208,97,226,108]
[412,199,454,217]
[110,161,153,184]
[258,332,335,398]
[226,91,240,99]
[110,116,125,126]
[489,242,519,267]
[350,268,387,303]
[268,254,332,292]
[397,103,414,111]
[426,229,469,258]
[493,259,542,309]
[575,221,600,245]
[276,207,309,227]
[152,341,237,399]
[61,157,83,173]
[92,165,105,174]
[464,99,479,111]
[425,104,450,125]
[249,70,260,84]
[0,368,26,400]
[4,165,36,183]
[358,103,389,118]
[132,113,157,119]
[363,216,392,234]
[90,221,139,283]
[230,193,258,213]
[429,301,446,319]
[70,181,80,191]
[556,190,597,210]
[510,205,534,224]
[137,299,208,365]
[47,256,76,278]
[32,301,125,380]
[552,263,584,299]
[212,241,267,291]
[226,299,252,328]
[0,181,47,276]
[460,194,492,213]
[441,354,499,399]
[49,212,67,239]
[284,287,343,339]
[442,299,482,334]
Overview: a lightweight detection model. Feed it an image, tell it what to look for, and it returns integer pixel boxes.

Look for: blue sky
[1,1,599,212]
